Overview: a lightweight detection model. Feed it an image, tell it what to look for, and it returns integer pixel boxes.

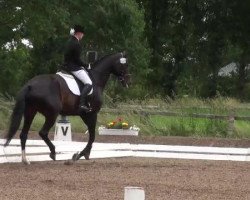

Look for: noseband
[117,53,131,84]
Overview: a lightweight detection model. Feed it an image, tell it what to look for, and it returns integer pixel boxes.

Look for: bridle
[117,52,130,87]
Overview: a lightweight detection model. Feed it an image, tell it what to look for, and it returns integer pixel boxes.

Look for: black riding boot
[79,84,92,112]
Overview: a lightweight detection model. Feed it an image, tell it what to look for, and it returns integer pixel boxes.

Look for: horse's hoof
[22,160,31,165]
[50,153,56,161]
[72,151,90,161]
[83,152,90,160]
[72,153,80,161]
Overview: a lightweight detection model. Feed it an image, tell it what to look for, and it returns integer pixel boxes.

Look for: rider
[63,25,92,112]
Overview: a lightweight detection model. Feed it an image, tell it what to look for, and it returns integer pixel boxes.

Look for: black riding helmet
[73,25,85,34]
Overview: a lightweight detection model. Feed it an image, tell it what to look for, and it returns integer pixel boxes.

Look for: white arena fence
[0,139,249,163]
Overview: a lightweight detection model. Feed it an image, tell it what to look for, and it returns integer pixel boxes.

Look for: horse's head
[111,52,130,88]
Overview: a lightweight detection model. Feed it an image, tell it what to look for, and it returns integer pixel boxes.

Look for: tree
[225,1,250,99]
[136,0,250,99]
[0,0,150,98]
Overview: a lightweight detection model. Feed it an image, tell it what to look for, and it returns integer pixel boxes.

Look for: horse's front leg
[73,113,97,161]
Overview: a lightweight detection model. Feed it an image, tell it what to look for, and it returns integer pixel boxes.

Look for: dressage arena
[0,134,249,200]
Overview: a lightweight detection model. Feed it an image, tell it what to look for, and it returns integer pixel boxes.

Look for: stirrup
[79,105,91,112]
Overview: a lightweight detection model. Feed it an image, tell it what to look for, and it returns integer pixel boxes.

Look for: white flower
[130,125,140,131]
[98,125,106,130]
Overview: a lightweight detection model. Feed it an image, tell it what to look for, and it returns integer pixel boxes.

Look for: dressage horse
[4,52,130,164]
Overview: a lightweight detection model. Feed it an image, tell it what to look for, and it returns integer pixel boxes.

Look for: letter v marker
[61,126,68,136]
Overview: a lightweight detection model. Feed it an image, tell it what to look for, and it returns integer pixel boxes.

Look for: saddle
[56,70,85,96]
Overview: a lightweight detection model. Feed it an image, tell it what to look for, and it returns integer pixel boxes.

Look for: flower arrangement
[99,117,140,135]
[106,117,129,129]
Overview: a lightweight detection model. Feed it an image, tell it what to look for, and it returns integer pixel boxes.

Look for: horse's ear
[122,51,127,57]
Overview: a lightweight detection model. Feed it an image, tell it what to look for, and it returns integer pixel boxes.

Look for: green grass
[147,115,228,137]
[1,96,250,139]
[234,120,250,138]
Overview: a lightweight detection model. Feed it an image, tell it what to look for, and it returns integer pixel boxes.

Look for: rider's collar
[73,35,80,41]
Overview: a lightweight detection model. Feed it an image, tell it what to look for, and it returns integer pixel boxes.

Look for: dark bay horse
[4,52,130,164]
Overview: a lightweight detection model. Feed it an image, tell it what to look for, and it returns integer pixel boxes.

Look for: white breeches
[71,69,92,85]
[71,69,93,95]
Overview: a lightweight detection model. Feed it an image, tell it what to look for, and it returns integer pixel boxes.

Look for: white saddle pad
[56,72,93,96]
[56,72,81,95]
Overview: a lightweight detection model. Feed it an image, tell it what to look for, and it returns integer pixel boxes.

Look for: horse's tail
[4,85,30,147]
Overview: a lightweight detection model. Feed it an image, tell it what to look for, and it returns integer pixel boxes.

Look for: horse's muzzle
[119,74,131,88]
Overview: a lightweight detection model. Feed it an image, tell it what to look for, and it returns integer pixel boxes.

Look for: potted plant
[99,117,140,136]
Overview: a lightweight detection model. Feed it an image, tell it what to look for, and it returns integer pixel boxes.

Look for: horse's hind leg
[39,113,58,161]
[20,107,37,165]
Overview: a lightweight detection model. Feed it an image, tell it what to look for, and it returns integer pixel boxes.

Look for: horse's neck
[91,54,117,89]
[90,69,110,90]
